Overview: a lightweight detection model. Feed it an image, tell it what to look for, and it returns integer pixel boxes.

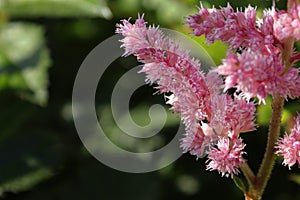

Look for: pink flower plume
[276,114,300,169]
[206,137,246,177]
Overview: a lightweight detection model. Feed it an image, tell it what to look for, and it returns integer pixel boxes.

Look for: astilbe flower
[116,1,300,198]
[116,15,256,177]
[274,4,300,41]
[207,137,246,177]
[186,3,300,103]
[276,114,300,169]
[217,50,300,103]
[180,91,255,160]
[208,94,256,136]
[186,3,277,52]
[116,16,211,153]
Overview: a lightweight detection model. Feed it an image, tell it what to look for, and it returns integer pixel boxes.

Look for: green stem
[255,95,284,197]
[242,96,284,200]
[241,162,255,190]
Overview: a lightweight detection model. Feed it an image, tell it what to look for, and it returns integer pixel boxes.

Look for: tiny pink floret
[274,4,300,41]
[276,114,300,169]
[207,137,246,177]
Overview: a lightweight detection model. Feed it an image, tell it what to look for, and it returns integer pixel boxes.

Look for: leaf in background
[289,174,300,186]
[142,0,191,25]
[257,96,291,126]
[0,131,63,196]
[0,168,53,196]
[0,23,51,106]
[191,35,227,66]
[257,96,272,125]
[1,0,112,19]
[233,176,246,193]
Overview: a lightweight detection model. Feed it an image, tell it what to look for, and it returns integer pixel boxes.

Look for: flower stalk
[245,95,284,200]
[242,0,296,196]
[116,0,300,199]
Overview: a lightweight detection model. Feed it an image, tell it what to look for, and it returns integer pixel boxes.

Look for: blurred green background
[0,0,299,199]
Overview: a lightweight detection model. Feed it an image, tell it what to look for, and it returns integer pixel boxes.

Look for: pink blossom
[279,68,300,99]
[179,71,255,158]
[274,4,300,41]
[205,71,223,95]
[116,16,213,156]
[116,1,300,183]
[186,3,277,52]
[273,12,294,41]
[206,137,246,177]
[116,16,210,114]
[116,15,255,176]
[117,15,256,175]
[208,94,256,138]
[217,50,291,103]
[276,114,300,169]
[180,124,218,158]
[187,3,300,102]
[180,92,256,158]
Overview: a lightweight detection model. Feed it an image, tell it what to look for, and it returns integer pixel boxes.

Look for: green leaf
[0,22,51,106]
[192,35,227,66]
[289,174,300,186]
[257,96,290,126]
[0,168,53,196]
[257,96,272,125]
[233,176,246,192]
[1,0,112,19]
[0,131,63,196]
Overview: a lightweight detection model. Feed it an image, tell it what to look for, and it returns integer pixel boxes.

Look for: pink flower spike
[276,114,300,169]
[217,50,287,103]
[280,68,300,99]
[209,93,256,137]
[117,16,216,156]
[206,137,246,178]
[186,3,277,52]
[180,124,217,158]
[274,4,300,41]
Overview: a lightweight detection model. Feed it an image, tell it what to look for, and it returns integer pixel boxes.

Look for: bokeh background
[0,0,299,199]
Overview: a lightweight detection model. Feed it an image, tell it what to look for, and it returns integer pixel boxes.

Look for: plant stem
[241,162,255,190]
[242,1,296,198]
[243,95,284,200]
[256,95,284,197]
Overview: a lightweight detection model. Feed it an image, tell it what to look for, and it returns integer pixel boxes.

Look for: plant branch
[241,162,255,190]
[256,95,284,197]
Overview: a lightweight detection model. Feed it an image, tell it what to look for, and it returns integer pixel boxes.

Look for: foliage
[0,0,111,196]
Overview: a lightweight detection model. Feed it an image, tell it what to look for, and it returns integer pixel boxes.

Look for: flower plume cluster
[276,114,300,169]
[116,15,254,177]
[274,4,300,41]
[116,2,300,177]
[187,3,300,103]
